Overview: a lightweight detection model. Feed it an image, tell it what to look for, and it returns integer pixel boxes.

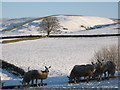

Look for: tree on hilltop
[39,17,61,36]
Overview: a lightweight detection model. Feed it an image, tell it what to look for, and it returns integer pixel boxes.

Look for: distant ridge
[0,14,115,32]
[0,15,83,32]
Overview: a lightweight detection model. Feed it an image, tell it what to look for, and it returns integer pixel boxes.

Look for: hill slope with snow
[1,15,116,36]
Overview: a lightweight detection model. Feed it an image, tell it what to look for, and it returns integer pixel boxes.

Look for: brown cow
[22,66,51,86]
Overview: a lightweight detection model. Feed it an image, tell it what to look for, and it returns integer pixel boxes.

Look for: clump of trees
[91,45,119,70]
[38,17,61,36]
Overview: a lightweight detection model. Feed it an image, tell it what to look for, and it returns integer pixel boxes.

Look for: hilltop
[1,15,116,36]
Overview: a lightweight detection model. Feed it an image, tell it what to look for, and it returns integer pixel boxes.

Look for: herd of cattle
[21,60,116,86]
[68,60,116,83]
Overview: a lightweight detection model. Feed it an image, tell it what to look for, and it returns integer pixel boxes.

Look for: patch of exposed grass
[2,36,48,44]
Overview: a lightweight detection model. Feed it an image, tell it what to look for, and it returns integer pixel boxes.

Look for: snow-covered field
[1,36,119,88]
[0,15,120,88]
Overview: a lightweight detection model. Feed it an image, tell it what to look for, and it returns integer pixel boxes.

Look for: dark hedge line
[1,34,120,39]
[0,59,25,76]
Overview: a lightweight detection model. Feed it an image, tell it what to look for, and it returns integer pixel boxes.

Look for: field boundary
[1,34,120,39]
[1,34,119,44]
[2,36,48,44]
[49,34,120,37]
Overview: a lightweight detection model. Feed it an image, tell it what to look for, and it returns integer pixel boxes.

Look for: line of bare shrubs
[91,45,119,70]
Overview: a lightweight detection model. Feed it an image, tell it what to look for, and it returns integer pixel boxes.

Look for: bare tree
[91,45,119,70]
[39,17,61,36]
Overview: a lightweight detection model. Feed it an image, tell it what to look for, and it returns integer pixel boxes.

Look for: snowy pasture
[2,37,118,74]
[1,36,119,88]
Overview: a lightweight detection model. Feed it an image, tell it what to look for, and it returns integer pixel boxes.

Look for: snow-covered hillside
[0,17,35,30]
[1,15,116,36]
[59,16,114,32]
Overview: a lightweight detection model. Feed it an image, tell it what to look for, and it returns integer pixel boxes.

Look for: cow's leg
[86,76,90,83]
[88,76,91,81]
[41,79,43,83]
[99,74,102,81]
[31,79,34,85]
[107,73,110,80]
[73,77,77,83]
[76,77,80,83]
[97,75,101,81]
[27,82,30,86]
[104,72,107,79]
[36,79,39,87]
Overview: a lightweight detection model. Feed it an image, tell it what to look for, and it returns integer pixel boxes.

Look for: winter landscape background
[0,14,119,89]
[0,1,119,89]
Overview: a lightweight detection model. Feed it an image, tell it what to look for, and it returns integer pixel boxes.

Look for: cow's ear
[67,76,70,78]
[91,62,94,65]
[45,66,47,68]
[49,66,51,68]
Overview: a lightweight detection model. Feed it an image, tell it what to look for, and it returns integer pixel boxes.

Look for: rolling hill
[1,15,116,36]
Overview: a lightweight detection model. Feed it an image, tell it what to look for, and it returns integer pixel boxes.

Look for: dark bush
[0,59,25,76]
